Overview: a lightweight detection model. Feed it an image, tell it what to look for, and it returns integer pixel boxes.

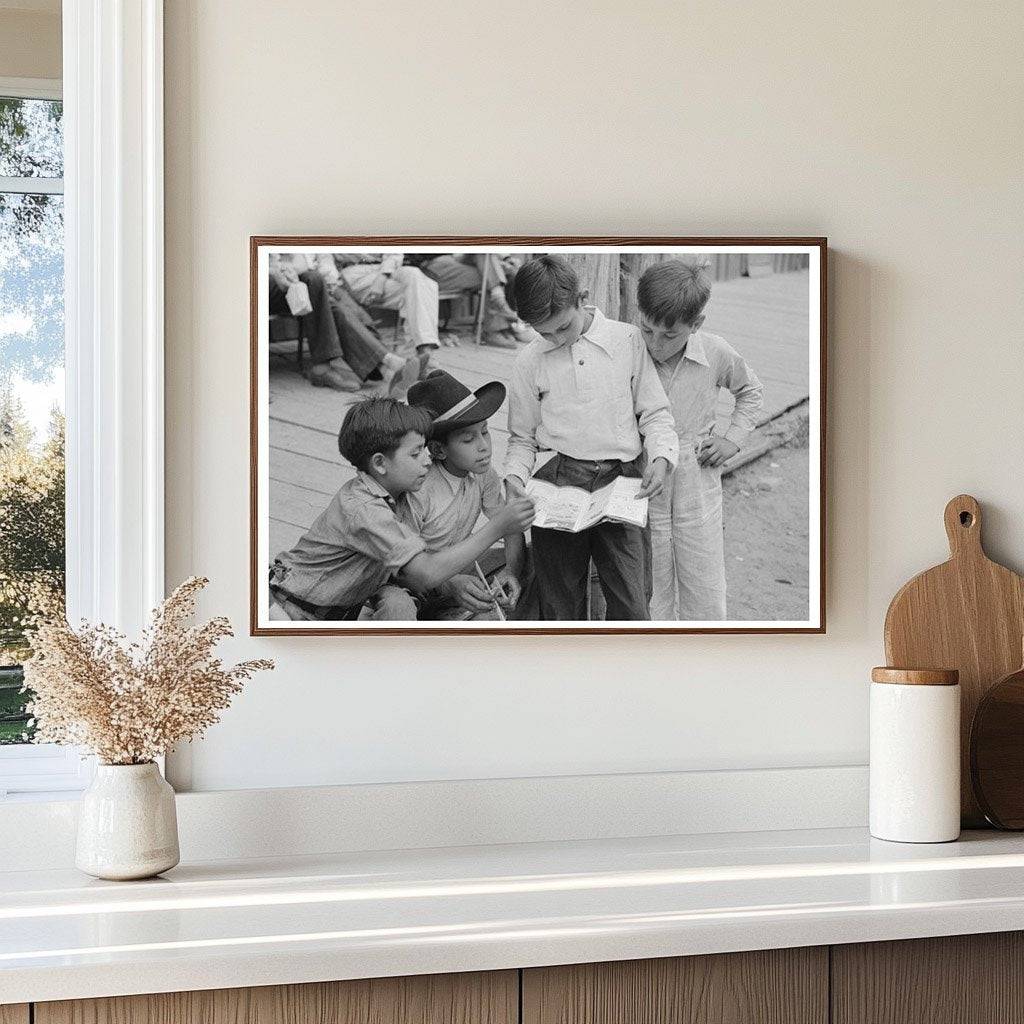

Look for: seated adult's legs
[298,271,345,364]
[390,265,440,351]
[341,264,441,352]
[421,254,518,348]
[422,254,481,293]
[329,285,402,382]
[267,271,358,391]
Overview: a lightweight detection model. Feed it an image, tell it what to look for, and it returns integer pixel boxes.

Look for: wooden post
[563,254,620,320]
[619,253,665,328]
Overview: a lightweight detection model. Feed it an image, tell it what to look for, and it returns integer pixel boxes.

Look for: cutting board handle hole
[960,511,975,527]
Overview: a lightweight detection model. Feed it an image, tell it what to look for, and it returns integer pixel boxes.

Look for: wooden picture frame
[251,237,827,635]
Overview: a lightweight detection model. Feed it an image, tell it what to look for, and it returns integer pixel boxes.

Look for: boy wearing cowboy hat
[269,395,534,621]
[406,370,527,618]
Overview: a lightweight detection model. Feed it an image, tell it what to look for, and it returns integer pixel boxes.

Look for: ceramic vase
[76,762,180,880]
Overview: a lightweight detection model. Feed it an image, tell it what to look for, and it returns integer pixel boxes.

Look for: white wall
[164,0,1024,792]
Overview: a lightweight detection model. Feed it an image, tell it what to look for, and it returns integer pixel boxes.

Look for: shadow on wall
[827,250,872,634]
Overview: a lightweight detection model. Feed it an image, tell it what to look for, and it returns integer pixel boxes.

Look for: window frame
[0,76,61,101]
[0,0,165,799]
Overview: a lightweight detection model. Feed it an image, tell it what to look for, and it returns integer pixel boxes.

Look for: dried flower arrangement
[22,577,273,765]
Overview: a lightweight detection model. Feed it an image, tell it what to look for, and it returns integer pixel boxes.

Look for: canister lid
[871,667,959,686]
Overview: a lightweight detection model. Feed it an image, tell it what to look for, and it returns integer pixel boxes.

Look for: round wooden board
[970,664,1024,829]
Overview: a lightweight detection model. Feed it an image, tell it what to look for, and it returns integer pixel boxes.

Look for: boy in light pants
[637,260,764,620]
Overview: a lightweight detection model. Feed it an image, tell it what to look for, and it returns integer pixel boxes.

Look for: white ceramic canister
[76,762,180,880]
[870,667,961,843]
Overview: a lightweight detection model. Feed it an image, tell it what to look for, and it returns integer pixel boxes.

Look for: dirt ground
[723,405,811,621]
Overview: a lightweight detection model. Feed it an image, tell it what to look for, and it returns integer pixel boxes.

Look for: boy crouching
[269,397,533,621]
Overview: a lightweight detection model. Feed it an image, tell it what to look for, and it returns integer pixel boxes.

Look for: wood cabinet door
[0,1006,29,1024]
[522,948,828,1024]
[35,970,517,1024]
[832,932,1024,1024]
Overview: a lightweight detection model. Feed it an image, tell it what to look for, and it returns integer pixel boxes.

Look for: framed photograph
[250,237,826,635]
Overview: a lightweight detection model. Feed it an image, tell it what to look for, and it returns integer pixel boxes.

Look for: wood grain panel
[832,933,1024,1024]
[36,970,517,1024]
[0,1006,29,1024]
[522,948,827,1024]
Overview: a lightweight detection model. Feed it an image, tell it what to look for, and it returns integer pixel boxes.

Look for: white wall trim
[0,1,165,801]
[0,76,62,100]
[63,0,164,635]
[0,765,869,869]
[0,175,63,194]
[0,744,93,798]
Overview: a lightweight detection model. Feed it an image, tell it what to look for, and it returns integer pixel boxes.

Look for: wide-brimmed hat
[407,369,506,437]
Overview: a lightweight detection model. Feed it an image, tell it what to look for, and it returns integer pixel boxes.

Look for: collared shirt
[271,472,425,609]
[407,463,504,551]
[505,307,679,483]
[654,330,764,447]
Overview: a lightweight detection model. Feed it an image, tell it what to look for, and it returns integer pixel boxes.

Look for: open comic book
[525,476,649,533]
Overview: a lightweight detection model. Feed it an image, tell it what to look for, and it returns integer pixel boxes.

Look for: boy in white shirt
[637,260,764,620]
[504,256,678,620]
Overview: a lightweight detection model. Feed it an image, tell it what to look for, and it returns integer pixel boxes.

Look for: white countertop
[4,826,1024,1004]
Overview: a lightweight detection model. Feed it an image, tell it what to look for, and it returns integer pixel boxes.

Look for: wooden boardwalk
[267,270,811,555]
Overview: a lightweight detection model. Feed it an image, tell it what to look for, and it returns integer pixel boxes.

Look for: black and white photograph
[251,239,825,634]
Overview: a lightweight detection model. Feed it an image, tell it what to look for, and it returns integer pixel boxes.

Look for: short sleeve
[346,499,425,569]
[479,467,505,519]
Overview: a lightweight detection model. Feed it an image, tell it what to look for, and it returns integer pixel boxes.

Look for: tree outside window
[0,95,65,745]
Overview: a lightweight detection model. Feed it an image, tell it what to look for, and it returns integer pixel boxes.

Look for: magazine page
[585,476,648,529]
[526,479,589,532]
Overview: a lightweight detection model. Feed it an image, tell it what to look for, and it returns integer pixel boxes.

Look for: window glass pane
[0,98,63,179]
[0,189,65,744]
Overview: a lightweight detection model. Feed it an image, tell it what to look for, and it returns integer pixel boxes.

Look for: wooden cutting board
[884,494,1024,826]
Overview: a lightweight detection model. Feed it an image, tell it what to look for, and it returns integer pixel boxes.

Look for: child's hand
[697,437,739,468]
[636,457,670,500]
[491,569,522,609]
[448,574,495,614]
[504,476,527,499]
[495,495,535,535]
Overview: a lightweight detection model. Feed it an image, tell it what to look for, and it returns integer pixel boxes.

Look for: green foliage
[0,393,65,743]
[0,666,30,744]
